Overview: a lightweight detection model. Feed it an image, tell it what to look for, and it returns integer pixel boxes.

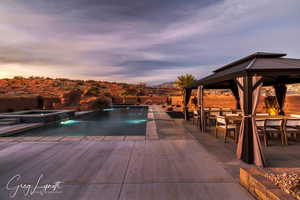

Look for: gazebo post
[241,74,254,163]
[183,88,192,120]
[197,85,205,132]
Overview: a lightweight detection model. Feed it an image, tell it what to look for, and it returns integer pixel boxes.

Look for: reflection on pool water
[16,106,148,137]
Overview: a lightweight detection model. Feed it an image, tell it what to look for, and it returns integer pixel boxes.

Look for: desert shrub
[103,92,112,98]
[52,82,62,87]
[122,88,138,96]
[85,80,97,84]
[83,96,112,110]
[76,80,85,86]
[87,86,100,96]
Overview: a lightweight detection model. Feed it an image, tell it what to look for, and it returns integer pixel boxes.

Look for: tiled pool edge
[145,106,159,140]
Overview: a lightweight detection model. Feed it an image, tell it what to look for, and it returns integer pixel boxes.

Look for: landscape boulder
[80,96,112,110]
[61,89,82,107]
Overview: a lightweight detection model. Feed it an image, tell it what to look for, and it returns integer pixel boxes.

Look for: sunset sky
[1,0,300,84]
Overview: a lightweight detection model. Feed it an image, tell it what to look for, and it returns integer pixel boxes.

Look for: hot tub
[0,110,75,123]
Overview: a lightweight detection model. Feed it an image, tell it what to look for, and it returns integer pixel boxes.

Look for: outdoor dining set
[192,107,300,146]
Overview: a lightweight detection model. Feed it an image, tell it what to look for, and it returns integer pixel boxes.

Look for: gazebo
[184,52,300,167]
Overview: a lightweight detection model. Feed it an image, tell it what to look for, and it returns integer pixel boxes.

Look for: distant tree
[174,74,196,90]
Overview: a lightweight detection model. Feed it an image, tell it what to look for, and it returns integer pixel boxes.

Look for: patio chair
[208,109,221,126]
[255,119,268,146]
[192,110,201,128]
[284,118,300,144]
[264,118,285,145]
[225,113,239,117]
[215,116,236,143]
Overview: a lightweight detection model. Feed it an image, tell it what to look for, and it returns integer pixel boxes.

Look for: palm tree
[174,74,196,108]
[174,74,196,91]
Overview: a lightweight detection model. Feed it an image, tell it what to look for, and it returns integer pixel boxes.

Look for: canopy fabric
[274,84,287,115]
[187,52,300,90]
[236,76,265,167]
[184,52,300,167]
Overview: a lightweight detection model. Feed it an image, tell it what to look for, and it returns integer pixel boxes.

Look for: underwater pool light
[60,120,82,125]
[125,119,147,124]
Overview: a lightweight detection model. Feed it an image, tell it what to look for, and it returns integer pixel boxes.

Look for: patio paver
[0,140,253,200]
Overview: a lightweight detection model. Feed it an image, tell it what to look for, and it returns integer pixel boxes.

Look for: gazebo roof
[188,52,300,89]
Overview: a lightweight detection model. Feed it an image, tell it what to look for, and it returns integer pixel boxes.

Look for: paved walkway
[0,106,254,200]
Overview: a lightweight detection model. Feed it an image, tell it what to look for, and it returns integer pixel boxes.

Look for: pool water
[16,106,148,137]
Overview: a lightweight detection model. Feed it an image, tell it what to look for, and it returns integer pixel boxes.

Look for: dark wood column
[197,85,205,132]
[183,89,188,120]
[183,88,192,120]
[241,74,254,163]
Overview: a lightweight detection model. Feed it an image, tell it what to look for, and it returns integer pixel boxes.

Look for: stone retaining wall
[240,168,295,200]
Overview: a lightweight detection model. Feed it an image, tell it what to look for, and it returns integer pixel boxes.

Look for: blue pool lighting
[60,120,82,125]
[103,108,115,111]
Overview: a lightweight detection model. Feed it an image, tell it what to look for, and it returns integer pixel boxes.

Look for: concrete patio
[0,106,254,200]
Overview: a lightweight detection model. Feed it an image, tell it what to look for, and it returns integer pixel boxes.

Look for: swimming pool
[15,106,148,137]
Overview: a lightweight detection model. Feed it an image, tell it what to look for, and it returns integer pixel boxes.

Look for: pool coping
[0,106,159,142]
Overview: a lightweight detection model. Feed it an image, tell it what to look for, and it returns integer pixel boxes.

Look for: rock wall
[0,96,61,113]
[171,95,300,114]
[0,96,39,112]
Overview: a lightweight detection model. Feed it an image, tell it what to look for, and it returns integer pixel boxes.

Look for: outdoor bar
[184,52,300,167]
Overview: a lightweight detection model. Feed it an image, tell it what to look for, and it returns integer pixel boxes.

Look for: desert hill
[0,76,180,112]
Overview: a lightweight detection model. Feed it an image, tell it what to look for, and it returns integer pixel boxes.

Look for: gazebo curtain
[183,88,192,120]
[236,76,265,167]
[197,85,205,132]
[230,84,241,110]
[274,84,287,115]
